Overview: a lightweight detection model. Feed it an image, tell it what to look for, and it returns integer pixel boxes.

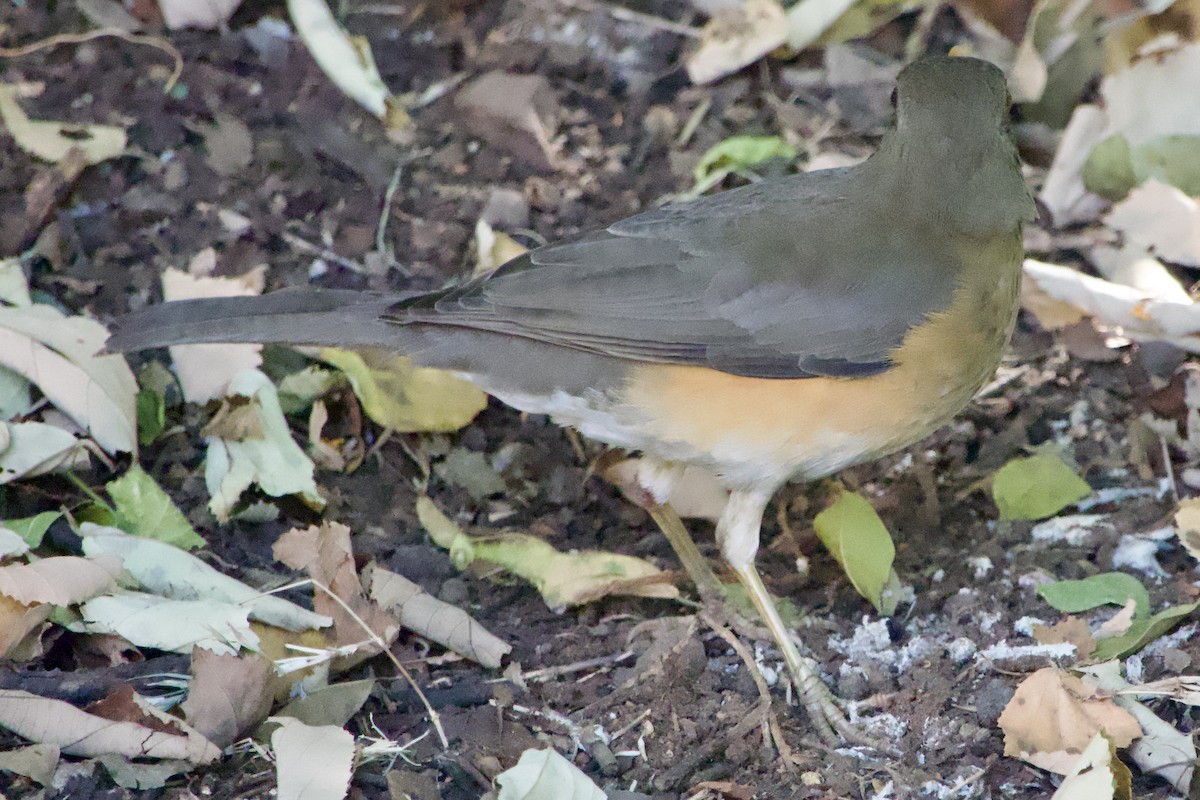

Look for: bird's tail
[105,289,415,352]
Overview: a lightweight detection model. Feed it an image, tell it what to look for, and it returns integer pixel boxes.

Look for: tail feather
[105,289,414,352]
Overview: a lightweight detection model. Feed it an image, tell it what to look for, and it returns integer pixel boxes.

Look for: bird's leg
[630,460,726,607]
[718,488,858,747]
[646,503,726,608]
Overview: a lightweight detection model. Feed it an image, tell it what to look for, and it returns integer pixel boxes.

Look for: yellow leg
[718,489,874,747]
[647,503,725,608]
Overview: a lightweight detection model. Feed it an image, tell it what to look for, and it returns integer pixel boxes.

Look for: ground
[0,1,1196,798]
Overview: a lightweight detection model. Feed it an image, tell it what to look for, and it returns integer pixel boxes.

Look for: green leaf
[1130,135,1200,196]
[812,490,895,613]
[692,136,798,186]
[106,464,205,550]
[277,365,343,415]
[992,453,1090,520]
[136,389,165,446]
[0,511,60,548]
[1091,601,1200,661]
[1037,572,1151,617]
[1081,134,1137,201]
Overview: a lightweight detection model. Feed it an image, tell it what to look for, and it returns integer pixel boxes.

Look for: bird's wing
[388,169,960,379]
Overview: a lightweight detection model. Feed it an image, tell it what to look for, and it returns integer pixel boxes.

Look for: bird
[106,54,1034,745]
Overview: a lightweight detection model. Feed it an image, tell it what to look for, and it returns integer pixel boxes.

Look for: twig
[269,577,450,749]
[0,29,183,94]
[701,611,796,768]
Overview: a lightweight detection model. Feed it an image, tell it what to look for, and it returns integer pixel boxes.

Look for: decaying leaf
[181,648,274,748]
[416,496,678,608]
[0,421,89,484]
[1083,661,1197,792]
[79,591,260,655]
[204,369,325,521]
[1174,497,1200,562]
[80,523,331,632]
[1104,180,1200,269]
[157,0,244,29]
[0,689,220,762]
[1049,732,1132,800]
[0,554,122,607]
[287,0,409,132]
[0,304,137,455]
[319,347,487,433]
[272,522,399,656]
[687,0,788,85]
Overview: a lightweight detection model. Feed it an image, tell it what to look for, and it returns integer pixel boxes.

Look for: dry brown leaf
[0,555,122,607]
[181,648,274,748]
[366,564,511,669]
[273,522,399,656]
[0,594,52,660]
[455,71,560,171]
[1033,617,1096,660]
[999,668,1143,774]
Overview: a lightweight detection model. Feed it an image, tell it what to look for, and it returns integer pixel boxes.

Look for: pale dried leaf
[0,743,59,787]
[1174,498,1200,564]
[367,564,511,668]
[0,305,137,454]
[157,0,244,29]
[495,747,606,800]
[1024,259,1200,352]
[205,369,324,521]
[80,592,260,656]
[1050,732,1130,800]
[0,689,219,762]
[0,421,88,484]
[287,0,407,130]
[0,84,126,165]
[688,0,787,85]
[1094,599,1138,640]
[271,717,355,800]
[1104,181,1200,268]
[161,266,263,403]
[80,523,331,632]
[1084,661,1196,792]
